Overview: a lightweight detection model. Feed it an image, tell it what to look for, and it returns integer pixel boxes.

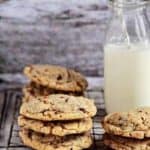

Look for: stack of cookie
[103,107,150,150]
[18,65,97,150]
[19,94,97,150]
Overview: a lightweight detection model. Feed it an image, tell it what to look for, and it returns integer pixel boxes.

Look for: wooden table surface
[0,77,109,150]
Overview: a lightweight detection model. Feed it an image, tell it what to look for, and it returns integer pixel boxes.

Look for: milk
[104,43,150,113]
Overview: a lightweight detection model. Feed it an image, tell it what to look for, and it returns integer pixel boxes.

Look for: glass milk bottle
[104,0,150,113]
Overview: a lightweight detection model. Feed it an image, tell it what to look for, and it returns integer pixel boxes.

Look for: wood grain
[0,0,109,76]
[0,91,16,147]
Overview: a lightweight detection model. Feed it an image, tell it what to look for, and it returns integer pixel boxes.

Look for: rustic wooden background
[0,0,110,76]
[0,0,150,76]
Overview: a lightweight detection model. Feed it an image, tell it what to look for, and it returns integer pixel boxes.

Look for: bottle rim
[109,0,149,8]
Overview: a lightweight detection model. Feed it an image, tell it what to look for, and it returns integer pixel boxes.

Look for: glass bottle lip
[109,0,149,8]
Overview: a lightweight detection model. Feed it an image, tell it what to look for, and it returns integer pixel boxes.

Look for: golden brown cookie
[19,129,92,150]
[18,116,92,136]
[24,65,88,92]
[20,94,97,121]
[103,107,150,139]
[104,134,150,150]
[23,82,83,102]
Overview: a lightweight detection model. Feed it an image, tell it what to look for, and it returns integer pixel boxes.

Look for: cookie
[19,129,92,150]
[18,116,92,136]
[20,94,97,121]
[24,65,88,92]
[104,134,150,150]
[103,107,150,139]
[23,82,83,102]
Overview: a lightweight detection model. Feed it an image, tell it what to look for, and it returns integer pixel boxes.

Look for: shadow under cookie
[19,129,93,150]
[104,134,150,150]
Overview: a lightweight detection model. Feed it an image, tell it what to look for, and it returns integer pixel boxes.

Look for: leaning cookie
[18,116,92,136]
[19,129,92,150]
[104,134,150,150]
[24,65,88,92]
[23,82,83,102]
[20,94,97,121]
[103,107,150,139]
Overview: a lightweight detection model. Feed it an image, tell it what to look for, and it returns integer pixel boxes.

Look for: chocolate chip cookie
[23,82,83,102]
[24,65,88,92]
[18,116,92,136]
[103,107,150,139]
[104,134,150,150]
[19,129,92,150]
[20,94,97,121]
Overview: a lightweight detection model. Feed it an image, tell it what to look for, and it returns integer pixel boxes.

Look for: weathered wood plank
[0,0,108,75]
[0,91,17,147]
[0,93,5,124]
[9,95,23,147]
[87,77,104,91]
[88,91,105,109]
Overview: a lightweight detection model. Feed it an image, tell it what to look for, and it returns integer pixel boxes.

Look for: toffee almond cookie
[24,65,88,92]
[104,134,150,150]
[19,129,92,150]
[18,116,92,136]
[103,107,150,139]
[23,82,83,102]
[20,94,97,121]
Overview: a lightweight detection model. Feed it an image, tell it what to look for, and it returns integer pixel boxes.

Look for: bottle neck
[111,2,146,15]
[110,0,148,9]
[107,0,150,46]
